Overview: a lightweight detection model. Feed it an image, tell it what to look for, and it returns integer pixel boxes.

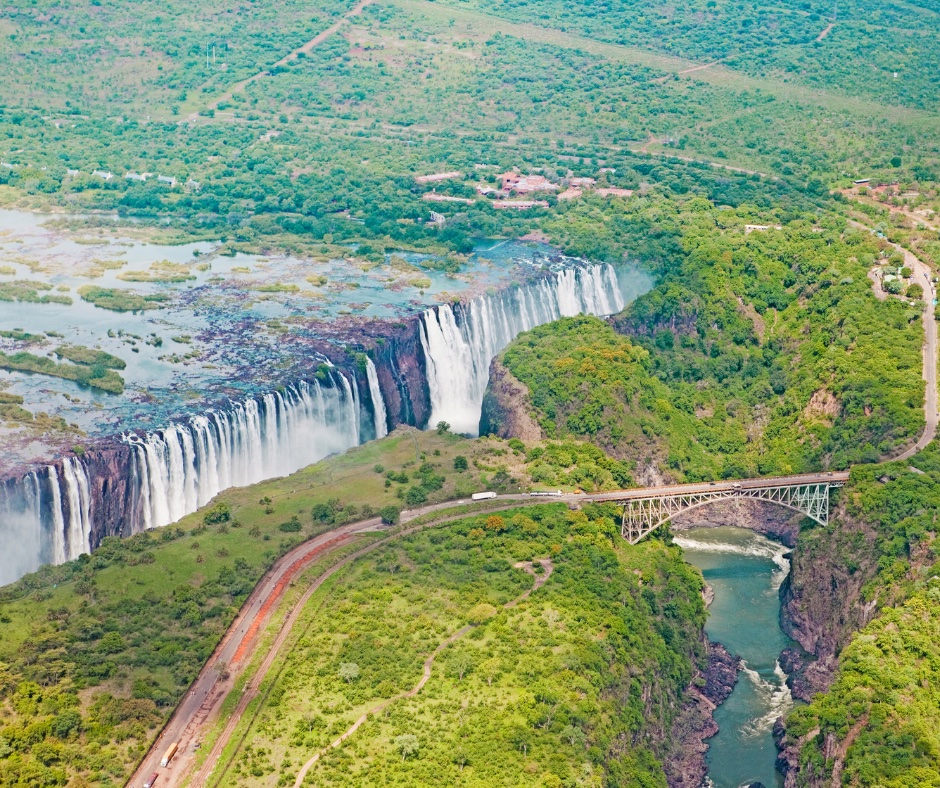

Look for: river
[675,526,796,788]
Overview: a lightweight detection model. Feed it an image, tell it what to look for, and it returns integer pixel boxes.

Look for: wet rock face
[368,319,430,430]
[664,641,741,788]
[79,444,140,541]
[778,502,881,687]
[479,358,544,442]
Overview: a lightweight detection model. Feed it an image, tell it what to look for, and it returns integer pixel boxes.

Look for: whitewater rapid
[678,526,796,787]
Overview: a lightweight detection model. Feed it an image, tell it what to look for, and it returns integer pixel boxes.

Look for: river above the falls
[676,526,796,788]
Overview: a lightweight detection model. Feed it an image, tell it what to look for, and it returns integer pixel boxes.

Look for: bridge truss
[619,480,845,544]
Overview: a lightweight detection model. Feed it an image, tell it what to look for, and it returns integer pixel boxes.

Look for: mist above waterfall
[129,372,363,531]
[0,258,651,586]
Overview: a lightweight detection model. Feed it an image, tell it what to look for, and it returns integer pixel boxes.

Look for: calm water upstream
[675,526,796,788]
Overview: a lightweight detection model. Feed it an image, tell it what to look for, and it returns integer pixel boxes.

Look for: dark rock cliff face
[365,319,431,429]
[772,497,883,786]
[665,640,741,788]
[778,498,881,702]
[78,443,141,541]
[479,358,544,441]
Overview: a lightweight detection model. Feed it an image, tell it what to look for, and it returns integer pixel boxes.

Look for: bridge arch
[617,481,843,544]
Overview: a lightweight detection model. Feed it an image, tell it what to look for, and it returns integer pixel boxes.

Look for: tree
[395,733,419,760]
[453,455,468,471]
[449,652,474,681]
[203,502,231,525]
[467,603,498,624]
[480,657,502,686]
[561,724,587,748]
[436,421,450,434]
[511,725,531,757]
[338,662,360,683]
[379,506,400,525]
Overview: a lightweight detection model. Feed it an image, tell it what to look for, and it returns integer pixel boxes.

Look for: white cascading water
[365,358,389,439]
[420,263,625,435]
[0,366,387,583]
[128,373,364,531]
[61,458,93,560]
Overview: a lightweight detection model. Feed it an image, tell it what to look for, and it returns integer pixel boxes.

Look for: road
[125,521,373,788]
[848,219,938,460]
[195,0,375,118]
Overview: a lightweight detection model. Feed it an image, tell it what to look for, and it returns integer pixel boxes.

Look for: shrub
[379,506,400,525]
[203,503,231,525]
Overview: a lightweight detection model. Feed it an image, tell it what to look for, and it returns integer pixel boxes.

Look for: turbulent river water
[676,526,796,788]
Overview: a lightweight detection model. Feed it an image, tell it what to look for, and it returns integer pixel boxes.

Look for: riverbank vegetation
[0,350,125,394]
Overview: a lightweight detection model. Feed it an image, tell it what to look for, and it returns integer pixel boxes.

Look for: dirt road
[125,521,373,788]
[197,0,375,117]
[850,218,938,459]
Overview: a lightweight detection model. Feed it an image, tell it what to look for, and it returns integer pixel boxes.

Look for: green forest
[499,196,924,478]
[221,504,704,787]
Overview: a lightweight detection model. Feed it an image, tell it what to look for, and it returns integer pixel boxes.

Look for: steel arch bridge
[596,473,849,544]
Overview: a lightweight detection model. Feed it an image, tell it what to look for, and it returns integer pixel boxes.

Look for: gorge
[0,258,638,583]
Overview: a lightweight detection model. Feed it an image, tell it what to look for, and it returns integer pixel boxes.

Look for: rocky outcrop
[479,357,544,441]
[777,499,881,700]
[665,641,741,788]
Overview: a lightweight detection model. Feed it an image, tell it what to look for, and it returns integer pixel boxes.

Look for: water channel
[676,526,796,788]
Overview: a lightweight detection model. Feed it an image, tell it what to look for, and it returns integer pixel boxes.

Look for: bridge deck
[585,471,849,503]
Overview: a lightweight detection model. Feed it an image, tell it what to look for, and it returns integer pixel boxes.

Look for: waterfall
[62,458,92,559]
[0,464,93,586]
[128,371,364,532]
[419,263,625,436]
[365,358,389,439]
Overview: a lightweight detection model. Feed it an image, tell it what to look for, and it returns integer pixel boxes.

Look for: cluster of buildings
[414,167,637,212]
[63,169,200,189]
